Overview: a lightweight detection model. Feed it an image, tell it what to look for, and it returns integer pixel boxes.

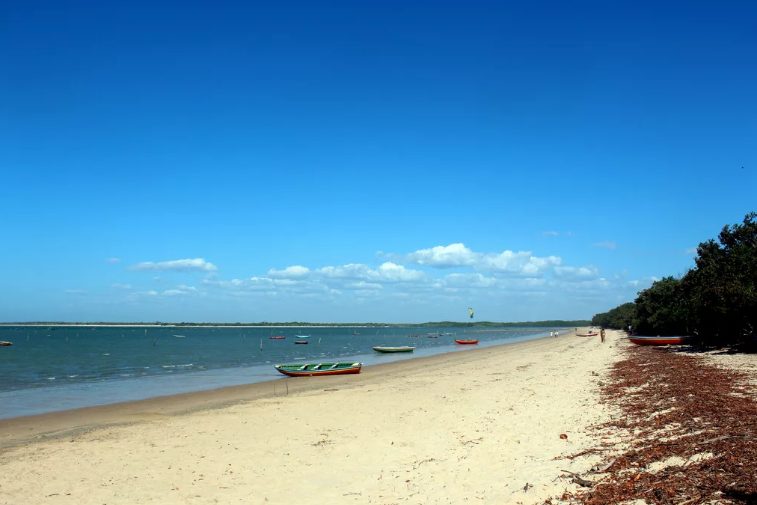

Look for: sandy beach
[0,329,623,505]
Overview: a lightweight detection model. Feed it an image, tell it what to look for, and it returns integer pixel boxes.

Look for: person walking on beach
[600,328,606,343]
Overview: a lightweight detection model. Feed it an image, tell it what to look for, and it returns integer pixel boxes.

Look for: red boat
[629,336,687,346]
[455,339,479,345]
[577,332,599,337]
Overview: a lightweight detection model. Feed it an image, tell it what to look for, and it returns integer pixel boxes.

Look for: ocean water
[0,325,559,419]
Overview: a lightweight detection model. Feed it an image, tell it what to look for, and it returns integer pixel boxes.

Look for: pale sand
[0,329,624,505]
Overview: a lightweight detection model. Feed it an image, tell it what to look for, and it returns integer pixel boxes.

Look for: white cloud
[162,288,194,297]
[406,243,561,277]
[554,266,600,280]
[481,250,561,275]
[268,265,310,278]
[106,257,121,264]
[407,243,478,267]
[317,262,424,283]
[318,263,373,279]
[132,258,217,272]
[111,283,132,289]
[377,262,425,282]
[443,273,498,288]
[344,281,383,291]
[191,242,625,314]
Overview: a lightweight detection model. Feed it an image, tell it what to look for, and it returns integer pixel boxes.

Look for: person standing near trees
[600,328,606,343]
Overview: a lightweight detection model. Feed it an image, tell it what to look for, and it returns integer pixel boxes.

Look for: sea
[0,325,562,420]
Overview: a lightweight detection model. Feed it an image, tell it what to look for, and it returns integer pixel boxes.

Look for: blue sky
[1,0,755,323]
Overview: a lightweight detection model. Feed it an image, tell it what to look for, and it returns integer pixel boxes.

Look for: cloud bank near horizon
[131,258,218,272]
[116,244,643,309]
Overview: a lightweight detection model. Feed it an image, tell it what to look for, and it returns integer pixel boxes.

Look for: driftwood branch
[561,470,594,487]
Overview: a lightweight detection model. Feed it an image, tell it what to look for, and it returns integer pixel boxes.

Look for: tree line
[592,212,756,348]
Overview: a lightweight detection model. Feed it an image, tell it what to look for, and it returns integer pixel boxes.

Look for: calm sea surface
[0,325,561,419]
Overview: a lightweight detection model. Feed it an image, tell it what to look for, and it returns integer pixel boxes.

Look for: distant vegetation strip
[1,320,590,328]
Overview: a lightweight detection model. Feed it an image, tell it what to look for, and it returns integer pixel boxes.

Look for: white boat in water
[373,346,415,353]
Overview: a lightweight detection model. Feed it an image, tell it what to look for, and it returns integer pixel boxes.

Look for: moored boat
[576,332,599,337]
[455,339,478,345]
[373,345,415,353]
[629,336,687,346]
[274,362,362,377]
[0,341,12,346]
[269,335,286,340]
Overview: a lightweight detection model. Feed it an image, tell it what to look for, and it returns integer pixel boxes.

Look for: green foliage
[681,212,757,346]
[633,277,688,336]
[593,212,756,348]
[592,302,636,330]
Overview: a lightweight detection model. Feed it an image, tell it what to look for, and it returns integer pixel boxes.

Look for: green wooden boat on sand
[274,362,362,377]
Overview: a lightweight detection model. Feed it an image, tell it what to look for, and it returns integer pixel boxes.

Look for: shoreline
[0,328,558,421]
[0,331,565,448]
[0,328,622,505]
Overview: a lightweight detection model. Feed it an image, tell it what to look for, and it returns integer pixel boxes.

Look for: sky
[1,0,755,323]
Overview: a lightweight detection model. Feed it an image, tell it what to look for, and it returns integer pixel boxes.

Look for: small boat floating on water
[274,362,362,377]
[373,346,415,353]
[269,335,286,340]
[629,336,687,346]
[0,341,12,346]
[455,339,479,345]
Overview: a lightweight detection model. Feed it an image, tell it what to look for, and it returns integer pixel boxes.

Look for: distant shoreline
[0,319,590,328]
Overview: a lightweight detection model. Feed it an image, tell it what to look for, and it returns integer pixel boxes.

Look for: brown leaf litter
[560,344,756,504]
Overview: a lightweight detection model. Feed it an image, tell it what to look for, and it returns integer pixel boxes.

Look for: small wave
[162,365,176,368]
[68,374,79,378]
[47,377,56,381]
[102,353,110,356]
